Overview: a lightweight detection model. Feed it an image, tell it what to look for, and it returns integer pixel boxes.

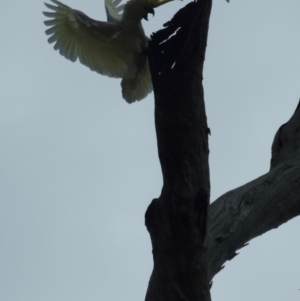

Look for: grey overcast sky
[1,0,300,300]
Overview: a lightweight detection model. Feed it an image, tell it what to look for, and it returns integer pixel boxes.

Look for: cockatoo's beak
[143,7,155,20]
[143,0,176,20]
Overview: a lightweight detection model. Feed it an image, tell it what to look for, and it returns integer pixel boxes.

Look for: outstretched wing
[121,59,152,103]
[43,0,128,78]
[105,0,125,22]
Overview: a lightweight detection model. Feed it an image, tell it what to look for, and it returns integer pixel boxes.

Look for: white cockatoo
[43,0,174,103]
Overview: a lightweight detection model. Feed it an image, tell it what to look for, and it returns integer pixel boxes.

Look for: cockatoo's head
[122,0,175,22]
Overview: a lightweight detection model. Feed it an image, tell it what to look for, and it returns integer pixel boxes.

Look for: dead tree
[144,0,300,300]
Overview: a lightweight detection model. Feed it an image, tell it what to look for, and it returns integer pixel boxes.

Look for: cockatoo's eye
[143,7,155,21]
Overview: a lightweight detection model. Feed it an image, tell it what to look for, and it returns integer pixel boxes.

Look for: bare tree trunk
[145,1,212,300]
[145,0,300,298]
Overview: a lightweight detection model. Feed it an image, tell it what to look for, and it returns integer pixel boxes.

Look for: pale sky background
[1,0,300,300]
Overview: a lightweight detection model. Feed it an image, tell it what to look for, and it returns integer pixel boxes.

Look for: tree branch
[206,101,300,282]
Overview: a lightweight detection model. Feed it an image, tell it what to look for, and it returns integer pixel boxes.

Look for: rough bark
[206,102,300,282]
[145,0,212,301]
[144,0,300,298]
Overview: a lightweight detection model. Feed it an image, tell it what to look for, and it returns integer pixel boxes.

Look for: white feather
[43,0,172,102]
[105,0,125,22]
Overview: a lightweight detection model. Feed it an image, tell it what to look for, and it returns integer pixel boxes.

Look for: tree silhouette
[144,1,300,300]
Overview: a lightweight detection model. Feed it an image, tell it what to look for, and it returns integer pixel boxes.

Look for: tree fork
[145,1,212,300]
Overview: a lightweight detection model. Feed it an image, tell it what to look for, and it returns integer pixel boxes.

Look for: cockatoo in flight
[43,0,175,103]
